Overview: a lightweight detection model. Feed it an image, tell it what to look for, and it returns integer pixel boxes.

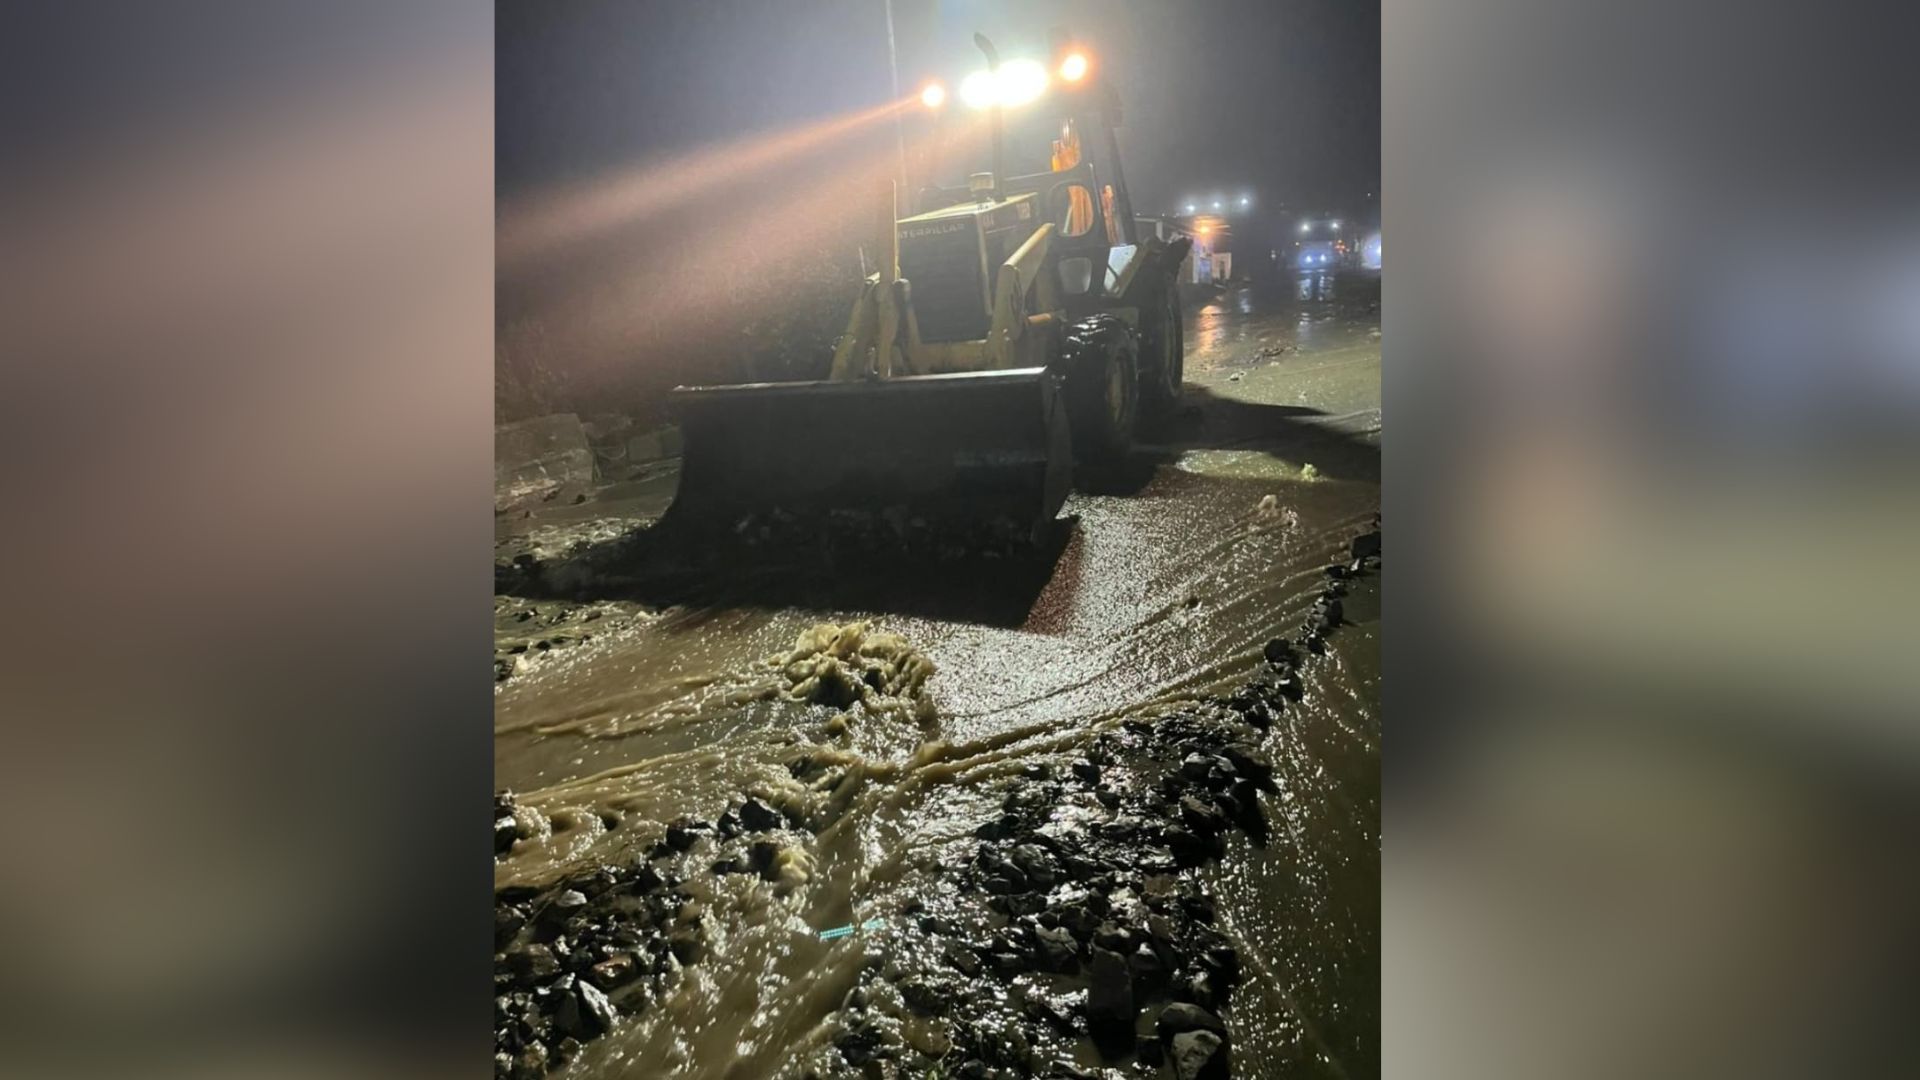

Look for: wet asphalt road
[494,268,1380,1077]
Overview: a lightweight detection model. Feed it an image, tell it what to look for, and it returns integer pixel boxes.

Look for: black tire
[1062,314,1139,464]
[1139,285,1185,421]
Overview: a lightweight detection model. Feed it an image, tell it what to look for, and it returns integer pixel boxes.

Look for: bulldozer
[664,33,1190,549]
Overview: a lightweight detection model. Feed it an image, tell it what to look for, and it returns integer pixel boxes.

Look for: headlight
[959,59,1050,109]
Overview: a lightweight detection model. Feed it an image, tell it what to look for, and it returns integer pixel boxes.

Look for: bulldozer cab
[916,82,1149,313]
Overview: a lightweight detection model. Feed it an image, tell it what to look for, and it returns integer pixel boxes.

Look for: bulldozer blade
[662,368,1071,548]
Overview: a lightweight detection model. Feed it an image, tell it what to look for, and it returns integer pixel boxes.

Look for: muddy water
[496,271,1380,1076]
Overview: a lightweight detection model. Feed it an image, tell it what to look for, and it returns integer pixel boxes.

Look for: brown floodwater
[495,271,1380,1077]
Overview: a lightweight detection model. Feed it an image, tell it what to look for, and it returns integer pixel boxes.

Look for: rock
[1351,531,1381,560]
[1177,969,1223,1010]
[1311,596,1343,631]
[1129,940,1169,991]
[626,864,665,894]
[748,839,782,878]
[1220,746,1274,787]
[587,954,636,989]
[505,943,560,982]
[1085,947,1136,1059]
[496,905,527,946]
[1070,758,1102,784]
[1157,1003,1227,1040]
[737,797,783,832]
[1031,924,1081,974]
[1009,843,1058,888]
[509,1041,549,1080]
[1179,795,1225,839]
[1164,825,1210,867]
[1169,1029,1227,1080]
[1180,753,1215,780]
[943,943,983,977]
[1261,638,1297,667]
[495,816,520,856]
[551,890,589,917]
[668,927,703,964]
[554,979,617,1039]
[665,817,706,852]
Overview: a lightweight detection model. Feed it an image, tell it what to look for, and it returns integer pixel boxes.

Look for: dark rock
[554,980,617,1039]
[1009,844,1058,888]
[1092,922,1133,953]
[505,943,560,982]
[943,942,981,978]
[1180,753,1215,781]
[1351,531,1381,560]
[550,890,589,919]
[1202,942,1241,984]
[495,816,520,856]
[1156,1003,1226,1040]
[1325,561,1352,580]
[974,812,1021,840]
[509,1041,549,1080]
[1085,947,1136,1059]
[1177,969,1222,1010]
[1311,596,1343,631]
[1261,637,1297,667]
[665,817,706,852]
[496,905,527,946]
[982,875,1020,895]
[587,954,636,989]
[1129,940,1169,992]
[900,975,946,1014]
[1164,825,1210,867]
[749,839,782,878]
[1094,786,1121,809]
[738,797,783,832]
[554,1037,582,1064]
[1220,746,1274,786]
[1137,1036,1166,1066]
[1022,763,1052,781]
[1031,925,1081,974]
[669,927,703,965]
[1179,795,1225,839]
[1070,758,1101,784]
[1169,1028,1227,1080]
[626,864,665,894]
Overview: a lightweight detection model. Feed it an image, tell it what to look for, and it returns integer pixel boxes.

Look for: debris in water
[1300,463,1320,482]
[774,622,937,721]
[818,917,888,941]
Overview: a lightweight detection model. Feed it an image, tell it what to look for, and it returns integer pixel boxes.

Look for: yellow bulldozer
[664,33,1190,548]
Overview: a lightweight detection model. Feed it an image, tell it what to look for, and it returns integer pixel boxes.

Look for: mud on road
[493,271,1381,1078]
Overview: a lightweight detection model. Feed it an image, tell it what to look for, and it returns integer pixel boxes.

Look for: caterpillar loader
[664,32,1190,548]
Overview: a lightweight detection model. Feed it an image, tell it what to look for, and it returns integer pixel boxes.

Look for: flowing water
[495,271,1381,1077]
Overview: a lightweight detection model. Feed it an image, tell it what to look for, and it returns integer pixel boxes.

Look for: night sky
[497,0,1380,245]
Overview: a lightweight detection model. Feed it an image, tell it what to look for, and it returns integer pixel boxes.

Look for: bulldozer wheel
[1139,285,1184,421]
[1063,314,1139,464]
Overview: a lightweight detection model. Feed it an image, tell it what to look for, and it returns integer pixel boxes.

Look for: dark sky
[497,0,1379,237]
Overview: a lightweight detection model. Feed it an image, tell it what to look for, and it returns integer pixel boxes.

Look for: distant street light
[1212,200,1221,209]
[1299,221,1311,234]
[1184,203,1196,214]
[1331,221,1341,230]
[1239,196,1250,207]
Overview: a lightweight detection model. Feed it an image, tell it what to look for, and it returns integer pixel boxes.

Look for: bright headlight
[959,59,1051,109]
[959,69,997,109]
